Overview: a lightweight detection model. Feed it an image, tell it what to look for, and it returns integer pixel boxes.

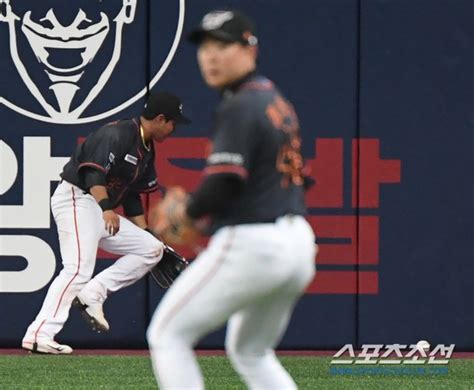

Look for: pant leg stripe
[33,319,46,344]
[53,187,82,317]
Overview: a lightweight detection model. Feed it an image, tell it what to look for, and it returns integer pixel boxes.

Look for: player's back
[209,74,307,231]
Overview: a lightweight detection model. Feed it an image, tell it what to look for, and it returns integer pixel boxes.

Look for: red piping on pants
[53,187,82,317]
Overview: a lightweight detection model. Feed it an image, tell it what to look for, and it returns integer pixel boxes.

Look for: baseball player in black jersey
[22,92,190,354]
[147,10,317,389]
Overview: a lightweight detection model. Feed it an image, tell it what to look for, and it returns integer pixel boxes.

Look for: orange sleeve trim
[77,162,107,173]
[204,165,248,178]
[240,80,274,91]
[137,184,159,193]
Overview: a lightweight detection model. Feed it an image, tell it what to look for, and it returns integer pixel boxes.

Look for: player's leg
[22,183,102,353]
[147,227,246,389]
[92,217,163,293]
[147,221,313,388]
[75,217,163,331]
[225,269,315,389]
[225,216,316,388]
[225,295,301,389]
[226,288,312,389]
[81,216,163,299]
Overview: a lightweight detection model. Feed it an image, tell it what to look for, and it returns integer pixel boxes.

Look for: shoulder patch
[207,152,244,166]
[124,154,138,165]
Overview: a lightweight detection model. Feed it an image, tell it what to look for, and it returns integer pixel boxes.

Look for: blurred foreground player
[147,10,317,389]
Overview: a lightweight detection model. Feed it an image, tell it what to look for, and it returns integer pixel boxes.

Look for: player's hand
[149,186,200,246]
[103,210,120,235]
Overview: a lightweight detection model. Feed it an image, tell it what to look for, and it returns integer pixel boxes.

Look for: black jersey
[205,73,307,231]
[61,118,158,210]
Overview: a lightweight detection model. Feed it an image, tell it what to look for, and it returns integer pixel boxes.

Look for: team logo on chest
[0,1,185,124]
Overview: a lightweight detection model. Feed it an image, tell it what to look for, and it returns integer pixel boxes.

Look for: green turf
[0,355,472,389]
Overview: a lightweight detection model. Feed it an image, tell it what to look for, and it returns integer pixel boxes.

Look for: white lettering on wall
[0,235,56,292]
[0,137,68,292]
[0,137,68,228]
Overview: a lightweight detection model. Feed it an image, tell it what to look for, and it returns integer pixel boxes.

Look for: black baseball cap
[188,9,258,46]
[142,92,191,124]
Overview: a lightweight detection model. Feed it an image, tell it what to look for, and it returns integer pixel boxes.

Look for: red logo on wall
[98,137,402,295]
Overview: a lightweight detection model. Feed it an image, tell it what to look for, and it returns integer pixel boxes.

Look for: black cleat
[73,297,110,333]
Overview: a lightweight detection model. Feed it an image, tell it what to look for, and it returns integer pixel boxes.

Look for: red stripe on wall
[306,271,378,294]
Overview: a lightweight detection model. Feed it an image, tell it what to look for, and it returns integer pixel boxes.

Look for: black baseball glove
[150,244,189,288]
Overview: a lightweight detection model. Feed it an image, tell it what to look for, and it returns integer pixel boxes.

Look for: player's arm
[187,97,253,219]
[128,214,147,229]
[124,161,159,229]
[78,125,128,235]
[87,180,120,236]
[123,151,159,228]
[122,191,147,229]
[187,174,244,219]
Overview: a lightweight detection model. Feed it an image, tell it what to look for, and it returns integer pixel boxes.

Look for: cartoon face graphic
[0,1,184,124]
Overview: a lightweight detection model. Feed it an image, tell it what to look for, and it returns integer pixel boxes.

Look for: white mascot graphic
[0,0,184,123]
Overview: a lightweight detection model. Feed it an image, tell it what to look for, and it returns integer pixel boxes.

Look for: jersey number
[266,96,304,188]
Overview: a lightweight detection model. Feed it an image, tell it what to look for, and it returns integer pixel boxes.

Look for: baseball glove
[150,244,189,288]
[151,186,200,246]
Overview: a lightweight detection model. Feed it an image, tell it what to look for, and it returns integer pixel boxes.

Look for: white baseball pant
[23,180,163,344]
[147,215,317,389]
